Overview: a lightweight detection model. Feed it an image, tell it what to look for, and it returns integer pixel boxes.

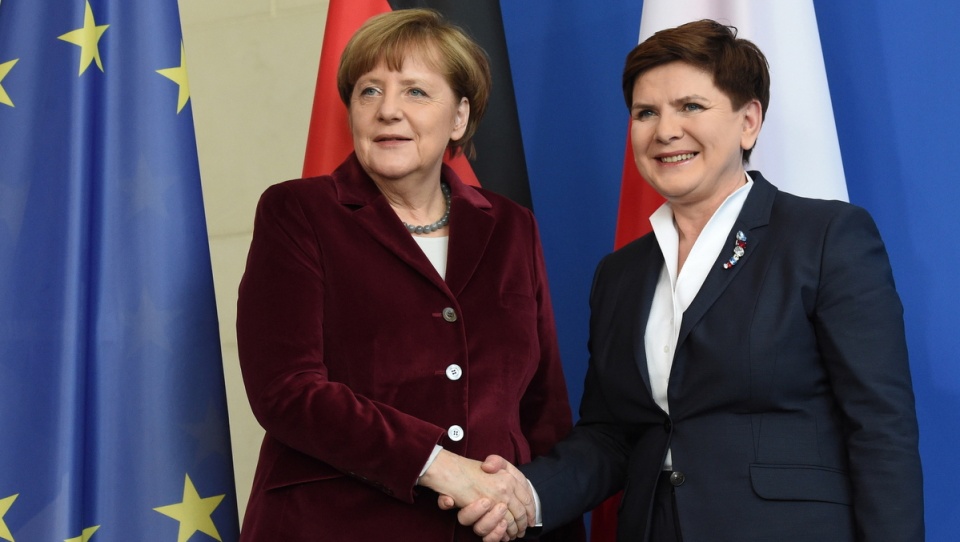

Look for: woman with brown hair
[237,9,583,542]
[460,19,922,542]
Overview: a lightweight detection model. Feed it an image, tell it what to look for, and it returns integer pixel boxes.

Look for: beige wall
[179,0,330,519]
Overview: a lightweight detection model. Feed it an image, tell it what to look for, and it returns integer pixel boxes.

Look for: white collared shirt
[645,173,754,470]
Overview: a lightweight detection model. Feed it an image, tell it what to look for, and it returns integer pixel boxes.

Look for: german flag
[302,0,533,209]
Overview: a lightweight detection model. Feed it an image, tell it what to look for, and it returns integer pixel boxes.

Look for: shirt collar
[649,172,755,288]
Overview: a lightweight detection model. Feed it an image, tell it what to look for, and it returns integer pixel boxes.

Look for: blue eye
[409,88,427,97]
[633,109,655,120]
[682,103,703,112]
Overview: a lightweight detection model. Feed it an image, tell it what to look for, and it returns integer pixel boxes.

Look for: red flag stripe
[302,0,389,178]
[614,128,664,250]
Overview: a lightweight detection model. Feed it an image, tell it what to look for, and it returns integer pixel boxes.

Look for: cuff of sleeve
[417,445,444,482]
[529,479,543,527]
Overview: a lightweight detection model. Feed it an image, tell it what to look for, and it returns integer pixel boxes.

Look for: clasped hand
[420,452,531,542]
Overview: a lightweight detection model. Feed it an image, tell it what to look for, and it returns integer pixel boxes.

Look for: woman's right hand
[419,450,533,541]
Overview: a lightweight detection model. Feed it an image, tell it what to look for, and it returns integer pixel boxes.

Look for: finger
[467,502,508,537]
[500,461,530,492]
[503,511,519,539]
[437,493,457,510]
[483,458,532,511]
[518,484,535,534]
[482,519,509,542]
[505,498,528,535]
[456,498,492,526]
[502,475,531,533]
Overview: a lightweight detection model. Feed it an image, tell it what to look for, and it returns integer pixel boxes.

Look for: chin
[365,161,415,180]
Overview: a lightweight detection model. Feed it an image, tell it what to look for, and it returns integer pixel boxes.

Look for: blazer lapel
[333,156,452,293]
[675,172,777,348]
[443,179,495,298]
[633,239,666,396]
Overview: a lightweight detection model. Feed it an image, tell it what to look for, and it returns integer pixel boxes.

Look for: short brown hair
[622,19,769,162]
[337,9,492,158]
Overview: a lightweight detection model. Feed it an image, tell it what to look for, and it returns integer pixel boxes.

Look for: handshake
[418,450,536,542]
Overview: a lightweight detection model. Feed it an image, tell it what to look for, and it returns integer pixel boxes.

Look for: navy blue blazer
[522,172,923,541]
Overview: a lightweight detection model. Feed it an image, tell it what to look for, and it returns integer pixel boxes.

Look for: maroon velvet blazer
[237,154,584,541]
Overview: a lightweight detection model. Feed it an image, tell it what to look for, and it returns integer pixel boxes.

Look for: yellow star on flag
[0,59,19,107]
[0,494,19,542]
[156,42,191,114]
[154,474,225,542]
[57,0,110,76]
[65,525,99,542]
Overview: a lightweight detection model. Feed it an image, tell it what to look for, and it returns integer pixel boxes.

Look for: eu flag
[0,1,239,540]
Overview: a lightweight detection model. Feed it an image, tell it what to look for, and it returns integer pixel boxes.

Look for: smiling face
[348,50,469,187]
[630,61,762,211]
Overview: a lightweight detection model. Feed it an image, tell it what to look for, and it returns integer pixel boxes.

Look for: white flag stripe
[637,0,848,201]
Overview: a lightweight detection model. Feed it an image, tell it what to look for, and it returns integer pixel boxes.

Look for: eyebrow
[398,77,430,87]
[672,94,708,105]
[355,76,436,92]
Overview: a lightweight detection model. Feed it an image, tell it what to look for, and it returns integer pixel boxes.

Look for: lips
[658,152,697,163]
[374,134,411,142]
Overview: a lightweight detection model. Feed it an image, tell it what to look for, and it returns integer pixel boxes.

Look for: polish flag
[597,1,848,539]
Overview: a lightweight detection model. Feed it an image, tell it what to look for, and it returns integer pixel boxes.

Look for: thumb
[480,454,510,474]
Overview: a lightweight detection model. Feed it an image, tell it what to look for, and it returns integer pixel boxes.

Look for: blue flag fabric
[0,1,239,540]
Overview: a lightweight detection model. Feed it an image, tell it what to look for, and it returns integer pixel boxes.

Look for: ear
[740,99,763,151]
[451,97,469,142]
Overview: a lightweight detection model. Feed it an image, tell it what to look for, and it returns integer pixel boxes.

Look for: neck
[671,169,748,240]
[382,180,451,236]
[373,173,436,206]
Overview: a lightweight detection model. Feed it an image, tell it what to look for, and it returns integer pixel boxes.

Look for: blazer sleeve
[237,183,444,503]
[813,204,924,540]
[520,255,639,531]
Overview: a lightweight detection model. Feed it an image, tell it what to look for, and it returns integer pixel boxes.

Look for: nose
[655,112,683,143]
[377,91,402,122]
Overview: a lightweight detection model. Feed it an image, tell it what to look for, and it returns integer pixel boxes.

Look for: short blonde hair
[338,9,492,158]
